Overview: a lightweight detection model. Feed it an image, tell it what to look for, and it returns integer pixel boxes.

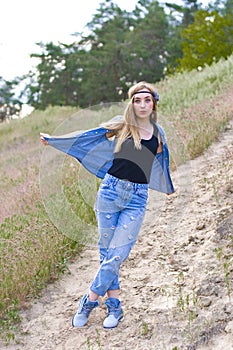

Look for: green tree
[207,0,233,16]
[225,0,233,15]
[123,0,170,82]
[27,42,84,109]
[179,9,233,70]
[77,0,135,104]
[77,0,182,104]
[17,0,230,109]
[0,77,20,105]
[165,0,201,27]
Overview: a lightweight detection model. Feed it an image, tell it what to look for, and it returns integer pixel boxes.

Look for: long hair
[103,81,158,152]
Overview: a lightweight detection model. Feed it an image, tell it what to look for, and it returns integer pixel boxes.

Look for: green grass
[158,55,233,115]
[0,54,233,342]
[157,55,233,164]
[0,203,82,343]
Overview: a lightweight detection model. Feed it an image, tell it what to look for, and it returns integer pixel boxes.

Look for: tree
[179,9,233,70]
[0,77,20,105]
[225,0,233,16]
[77,0,135,105]
[123,1,170,82]
[165,0,201,27]
[0,77,22,121]
[15,0,232,109]
[27,42,84,109]
[77,0,181,104]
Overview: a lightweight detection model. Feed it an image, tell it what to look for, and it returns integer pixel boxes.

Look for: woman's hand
[40,133,50,146]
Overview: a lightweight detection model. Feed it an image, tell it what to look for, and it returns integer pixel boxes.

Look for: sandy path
[2,121,233,350]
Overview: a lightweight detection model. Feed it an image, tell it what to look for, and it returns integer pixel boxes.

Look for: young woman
[40,81,174,329]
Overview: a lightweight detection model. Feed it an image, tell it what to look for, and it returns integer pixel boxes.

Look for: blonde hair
[103,81,158,152]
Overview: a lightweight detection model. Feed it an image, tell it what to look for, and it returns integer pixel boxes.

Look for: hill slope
[2,120,232,350]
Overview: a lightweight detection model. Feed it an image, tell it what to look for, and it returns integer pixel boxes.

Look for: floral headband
[132,90,159,102]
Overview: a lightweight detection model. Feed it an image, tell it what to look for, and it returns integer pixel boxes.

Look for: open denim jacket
[43,122,175,194]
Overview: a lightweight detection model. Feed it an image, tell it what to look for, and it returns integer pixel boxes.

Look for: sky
[0,0,210,81]
[0,0,139,81]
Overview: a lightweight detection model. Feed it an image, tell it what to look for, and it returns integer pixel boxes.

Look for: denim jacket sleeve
[43,127,115,179]
[149,123,175,194]
[43,124,174,194]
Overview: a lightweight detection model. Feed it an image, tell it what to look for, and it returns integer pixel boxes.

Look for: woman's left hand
[40,133,50,146]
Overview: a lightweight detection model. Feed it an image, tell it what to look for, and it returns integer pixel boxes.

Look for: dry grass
[0,56,233,342]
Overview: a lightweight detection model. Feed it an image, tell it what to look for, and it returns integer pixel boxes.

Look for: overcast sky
[0,0,139,80]
[0,0,209,81]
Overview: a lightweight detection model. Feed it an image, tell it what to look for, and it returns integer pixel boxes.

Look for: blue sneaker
[103,298,124,329]
[72,294,99,327]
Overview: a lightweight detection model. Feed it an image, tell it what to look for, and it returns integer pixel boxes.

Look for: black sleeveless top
[108,125,159,184]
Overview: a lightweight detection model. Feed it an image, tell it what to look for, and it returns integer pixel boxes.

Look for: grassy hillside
[0,55,233,342]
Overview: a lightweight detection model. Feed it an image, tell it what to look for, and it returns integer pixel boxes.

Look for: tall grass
[157,55,233,163]
[158,55,233,115]
[0,55,233,342]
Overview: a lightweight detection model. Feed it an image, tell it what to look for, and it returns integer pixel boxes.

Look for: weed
[86,329,102,350]
[0,299,19,345]
[177,286,185,312]
[213,246,232,298]
[87,336,92,350]
[141,320,150,336]
[223,260,231,298]
[175,271,200,344]
[95,328,102,350]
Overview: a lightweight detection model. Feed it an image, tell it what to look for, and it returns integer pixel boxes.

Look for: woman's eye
[133,97,152,104]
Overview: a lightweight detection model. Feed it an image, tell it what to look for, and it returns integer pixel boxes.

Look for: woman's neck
[137,117,151,126]
[137,120,154,140]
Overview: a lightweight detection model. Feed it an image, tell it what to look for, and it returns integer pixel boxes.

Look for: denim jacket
[43,122,174,194]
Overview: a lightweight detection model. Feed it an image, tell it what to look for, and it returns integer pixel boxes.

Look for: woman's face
[133,89,154,120]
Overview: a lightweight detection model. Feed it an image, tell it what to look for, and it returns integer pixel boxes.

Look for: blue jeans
[90,173,148,296]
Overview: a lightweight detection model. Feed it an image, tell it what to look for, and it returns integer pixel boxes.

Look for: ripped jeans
[90,173,148,296]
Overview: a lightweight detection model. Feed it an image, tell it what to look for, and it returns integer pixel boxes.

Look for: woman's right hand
[40,133,50,146]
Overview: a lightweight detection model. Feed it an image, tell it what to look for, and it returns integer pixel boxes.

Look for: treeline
[1,0,233,110]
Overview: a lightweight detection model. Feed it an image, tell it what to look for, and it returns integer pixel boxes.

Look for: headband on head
[132,90,159,102]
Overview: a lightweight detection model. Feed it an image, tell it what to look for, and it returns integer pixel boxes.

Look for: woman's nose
[140,101,146,107]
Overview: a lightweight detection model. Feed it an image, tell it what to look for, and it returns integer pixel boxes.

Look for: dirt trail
[2,121,233,350]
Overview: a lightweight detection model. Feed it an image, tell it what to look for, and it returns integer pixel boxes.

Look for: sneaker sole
[103,316,124,329]
[72,316,88,328]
